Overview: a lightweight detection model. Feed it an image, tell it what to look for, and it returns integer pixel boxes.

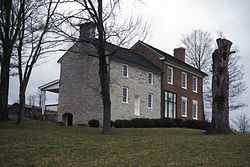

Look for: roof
[38,79,59,93]
[58,40,161,73]
[104,41,161,73]
[134,41,208,77]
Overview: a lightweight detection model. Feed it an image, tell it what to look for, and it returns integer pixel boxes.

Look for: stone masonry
[57,43,161,125]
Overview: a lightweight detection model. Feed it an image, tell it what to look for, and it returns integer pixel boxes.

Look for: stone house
[39,23,207,125]
[55,23,161,125]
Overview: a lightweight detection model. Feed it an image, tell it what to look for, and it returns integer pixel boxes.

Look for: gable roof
[132,41,208,77]
[104,41,161,73]
[58,40,161,73]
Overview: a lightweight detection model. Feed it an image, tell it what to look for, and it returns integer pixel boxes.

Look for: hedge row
[113,118,211,130]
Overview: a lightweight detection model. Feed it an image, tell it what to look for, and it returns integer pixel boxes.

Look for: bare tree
[232,113,250,134]
[181,30,247,121]
[53,0,149,133]
[0,0,25,121]
[181,30,213,120]
[181,30,213,72]
[15,0,60,124]
[28,94,36,107]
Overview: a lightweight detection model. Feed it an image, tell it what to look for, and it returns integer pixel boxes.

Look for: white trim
[148,72,154,85]
[181,96,187,117]
[38,79,59,90]
[192,76,198,93]
[181,72,187,89]
[192,100,198,120]
[122,64,128,78]
[167,66,174,85]
[122,87,128,103]
[148,93,153,110]
[134,96,140,116]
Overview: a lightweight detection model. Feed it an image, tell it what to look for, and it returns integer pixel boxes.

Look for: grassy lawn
[0,121,249,167]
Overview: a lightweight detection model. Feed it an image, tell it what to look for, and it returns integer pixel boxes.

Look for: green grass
[0,121,249,167]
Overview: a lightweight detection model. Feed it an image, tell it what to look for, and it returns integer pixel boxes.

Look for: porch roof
[38,79,59,93]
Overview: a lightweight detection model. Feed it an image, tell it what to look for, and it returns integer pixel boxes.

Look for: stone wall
[58,43,161,125]
[58,43,103,125]
[110,61,161,120]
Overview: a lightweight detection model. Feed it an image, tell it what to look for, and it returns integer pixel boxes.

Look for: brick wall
[131,42,205,120]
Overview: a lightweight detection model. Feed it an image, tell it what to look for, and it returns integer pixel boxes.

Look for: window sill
[121,101,129,104]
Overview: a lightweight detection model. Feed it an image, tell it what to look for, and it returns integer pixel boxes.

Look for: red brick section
[131,41,205,120]
[174,47,185,62]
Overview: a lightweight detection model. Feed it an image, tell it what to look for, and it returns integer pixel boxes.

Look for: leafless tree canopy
[52,0,149,48]
[13,0,60,124]
[181,30,213,72]
[182,30,247,117]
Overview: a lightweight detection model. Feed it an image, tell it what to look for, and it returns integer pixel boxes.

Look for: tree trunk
[0,47,11,121]
[17,85,26,124]
[210,38,232,134]
[97,0,111,134]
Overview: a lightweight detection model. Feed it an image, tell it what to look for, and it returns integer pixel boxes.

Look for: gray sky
[9,0,250,119]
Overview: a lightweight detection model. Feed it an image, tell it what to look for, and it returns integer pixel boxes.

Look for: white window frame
[192,100,198,120]
[167,66,173,85]
[122,64,128,78]
[181,72,187,89]
[192,76,198,93]
[148,93,153,110]
[148,72,153,85]
[122,87,128,103]
[181,96,188,117]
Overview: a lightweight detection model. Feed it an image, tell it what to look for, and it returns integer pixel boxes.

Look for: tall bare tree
[181,30,213,120]
[0,0,25,121]
[181,30,247,120]
[53,0,148,133]
[181,30,213,72]
[14,0,60,124]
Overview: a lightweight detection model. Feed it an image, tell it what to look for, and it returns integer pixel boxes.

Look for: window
[167,66,173,85]
[122,64,128,78]
[192,76,198,93]
[165,92,176,118]
[148,93,153,109]
[181,72,187,89]
[148,72,153,85]
[122,87,128,103]
[181,97,187,117]
[192,100,198,120]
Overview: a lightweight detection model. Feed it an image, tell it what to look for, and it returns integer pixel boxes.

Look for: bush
[113,118,211,130]
[88,119,100,127]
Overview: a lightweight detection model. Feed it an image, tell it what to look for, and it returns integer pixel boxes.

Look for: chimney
[79,22,96,40]
[174,47,185,62]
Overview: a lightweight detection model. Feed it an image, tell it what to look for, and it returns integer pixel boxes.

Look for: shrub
[113,118,211,130]
[113,120,132,128]
[88,119,100,127]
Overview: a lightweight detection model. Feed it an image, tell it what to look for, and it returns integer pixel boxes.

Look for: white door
[134,95,140,116]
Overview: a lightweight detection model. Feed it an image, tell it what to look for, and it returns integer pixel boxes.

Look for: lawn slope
[0,121,249,167]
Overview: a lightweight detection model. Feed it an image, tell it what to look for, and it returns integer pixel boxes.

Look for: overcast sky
[9,0,250,119]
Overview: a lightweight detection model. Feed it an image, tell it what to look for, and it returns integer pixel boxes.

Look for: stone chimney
[79,22,96,40]
[174,47,186,62]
